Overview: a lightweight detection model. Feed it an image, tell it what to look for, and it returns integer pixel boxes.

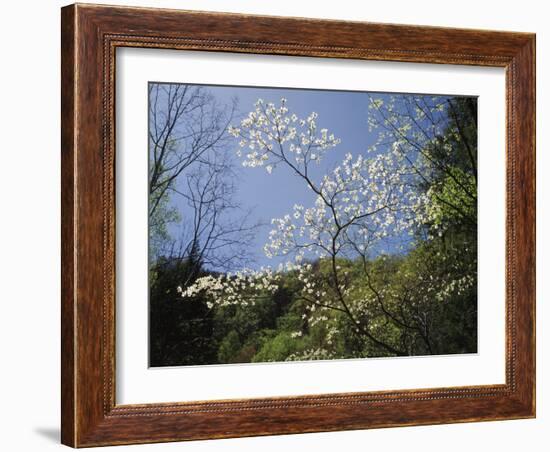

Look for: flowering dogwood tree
[180,96,477,359]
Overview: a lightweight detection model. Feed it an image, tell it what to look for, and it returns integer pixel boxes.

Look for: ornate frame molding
[61,4,535,447]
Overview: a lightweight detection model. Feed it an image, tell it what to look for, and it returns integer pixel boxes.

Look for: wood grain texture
[61,3,536,447]
[60,5,76,446]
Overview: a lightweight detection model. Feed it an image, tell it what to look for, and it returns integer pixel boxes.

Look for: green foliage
[427,166,476,231]
[217,331,242,363]
[151,234,477,365]
[252,332,301,363]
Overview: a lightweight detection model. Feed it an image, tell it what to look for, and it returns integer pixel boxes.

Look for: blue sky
[162,84,449,271]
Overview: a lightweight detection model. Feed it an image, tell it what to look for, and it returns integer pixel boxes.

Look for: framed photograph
[61,3,535,447]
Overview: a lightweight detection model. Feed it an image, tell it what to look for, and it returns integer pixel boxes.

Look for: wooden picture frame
[61,3,535,447]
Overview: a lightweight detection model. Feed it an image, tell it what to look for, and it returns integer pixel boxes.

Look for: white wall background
[0,1,545,450]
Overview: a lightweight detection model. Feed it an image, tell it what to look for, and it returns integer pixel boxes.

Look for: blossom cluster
[263,149,429,261]
[227,98,340,174]
[285,347,336,361]
[178,267,280,308]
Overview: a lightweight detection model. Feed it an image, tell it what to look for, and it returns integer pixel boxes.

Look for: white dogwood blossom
[263,149,430,262]
[178,267,280,308]
[285,347,336,361]
[227,98,340,173]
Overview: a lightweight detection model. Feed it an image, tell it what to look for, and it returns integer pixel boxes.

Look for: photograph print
[148,82,478,367]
